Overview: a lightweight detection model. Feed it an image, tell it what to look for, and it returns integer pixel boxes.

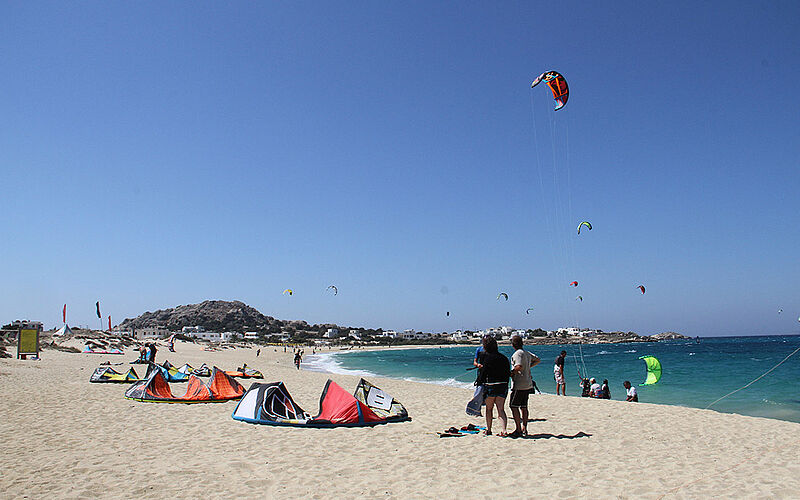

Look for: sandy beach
[2,340,799,499]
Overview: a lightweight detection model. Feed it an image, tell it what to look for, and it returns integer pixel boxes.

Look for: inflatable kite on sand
[232,378,409,428]
[90,366,140,383]
[225,364,264,379]
[125,367,245,403]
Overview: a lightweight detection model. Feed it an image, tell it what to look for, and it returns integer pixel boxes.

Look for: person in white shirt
[508,335,541,438]
[589,377,601,397]
[623,380,638,402]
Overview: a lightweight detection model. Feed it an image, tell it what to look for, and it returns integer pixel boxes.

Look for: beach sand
[2,340,799,499]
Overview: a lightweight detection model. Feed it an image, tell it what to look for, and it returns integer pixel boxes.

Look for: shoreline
[303,342,800,425]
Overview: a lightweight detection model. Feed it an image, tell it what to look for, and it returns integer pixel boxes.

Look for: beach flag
[62,304,67,324]
[108,316,112,331]
[96,301,101,319]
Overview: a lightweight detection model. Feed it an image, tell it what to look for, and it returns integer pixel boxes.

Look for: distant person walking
[554,350,567,395]
[145,342,157,363]
[624,381,638,402]
[256,348,261,358]
[508,334,540,437]
[294,352,302,370]
[479,336,510,436]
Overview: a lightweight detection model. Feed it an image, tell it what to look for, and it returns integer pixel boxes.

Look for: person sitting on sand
[579,377,591,397]
[478,336,510,436]
[589,378,602,398]
[508,334,541,438]
[624,381,638,402]
[600,379,611,399]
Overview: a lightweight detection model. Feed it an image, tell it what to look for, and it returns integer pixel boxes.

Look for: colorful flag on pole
[108,316,111,331]
[96,301,101,319]
[62,304,67,324]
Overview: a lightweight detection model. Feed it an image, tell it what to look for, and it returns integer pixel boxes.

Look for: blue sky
[1,2,798,336]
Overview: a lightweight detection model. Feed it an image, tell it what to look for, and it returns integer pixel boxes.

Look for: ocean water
[303,335,800,423]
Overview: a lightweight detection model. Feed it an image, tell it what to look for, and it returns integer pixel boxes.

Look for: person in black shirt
[476,336,510,436]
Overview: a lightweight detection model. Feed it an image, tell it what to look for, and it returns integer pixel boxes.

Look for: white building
[135,326,169,340]
[451,331,469,342]
[512,329,528,338]
[182,326,205,334]
[323,328,341,339]
[244,332,259,340]
[379,330,398,339]
[183,331,236,342]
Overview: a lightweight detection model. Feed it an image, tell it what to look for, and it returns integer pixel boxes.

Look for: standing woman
[479,336,510,436]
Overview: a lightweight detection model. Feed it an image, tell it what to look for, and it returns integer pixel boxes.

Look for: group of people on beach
[137,343,158,363]
[472,334,540,437]
[472,338,641,436]
[554,349,638,401]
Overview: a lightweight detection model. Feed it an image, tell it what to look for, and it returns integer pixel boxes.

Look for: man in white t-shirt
[508,335,541,437]
[623,381,638,402]
[589,378,601,398]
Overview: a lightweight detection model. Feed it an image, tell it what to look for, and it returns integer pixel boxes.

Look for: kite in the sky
[576,295,583,302]
[327,285,338,295]
[526,308,534,315]
[531,71,569,111]
[778,308,782,314]
[577,221,592,235]
[497,292,509,301]
[283,289,293,296]
[570,281,578,287]
[637,285,646,294]
[446,311,450,317]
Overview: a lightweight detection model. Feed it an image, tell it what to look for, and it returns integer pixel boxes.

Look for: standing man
[623,381,638,402]
[294,351,302,370]
[509,335,540,437]
[554,350,567,395]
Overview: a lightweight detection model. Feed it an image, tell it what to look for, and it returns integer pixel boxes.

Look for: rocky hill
[650,331,689,340]
[118,300,282,333]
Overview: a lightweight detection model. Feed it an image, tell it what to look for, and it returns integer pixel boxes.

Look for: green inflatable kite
[639,355,662,386]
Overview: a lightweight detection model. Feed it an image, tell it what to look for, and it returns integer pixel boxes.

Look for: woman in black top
[475,336,510,436]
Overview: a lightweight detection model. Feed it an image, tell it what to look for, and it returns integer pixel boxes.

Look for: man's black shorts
[509,388,530,408]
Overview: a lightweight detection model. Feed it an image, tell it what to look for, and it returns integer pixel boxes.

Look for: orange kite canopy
[125,367,244,403]
[532,70,569,111]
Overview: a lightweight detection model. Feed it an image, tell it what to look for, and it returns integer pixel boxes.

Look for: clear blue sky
[2,2,798,336]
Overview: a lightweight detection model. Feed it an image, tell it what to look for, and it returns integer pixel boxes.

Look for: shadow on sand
[521,431,591,440]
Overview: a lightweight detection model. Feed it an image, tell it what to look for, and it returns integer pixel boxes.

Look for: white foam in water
[304,353,473,389]
[401,376,473,389]
[597,350,611,355]
[624,350,637,353]
[302,353,379,377]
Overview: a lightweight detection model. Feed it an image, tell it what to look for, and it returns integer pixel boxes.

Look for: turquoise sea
[304,335,800,423]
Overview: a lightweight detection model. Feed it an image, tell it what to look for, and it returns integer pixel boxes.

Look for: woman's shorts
[485,383,509,399]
